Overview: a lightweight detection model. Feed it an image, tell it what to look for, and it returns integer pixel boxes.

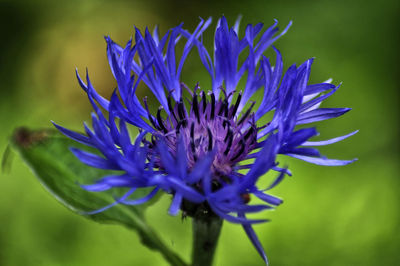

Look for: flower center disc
[145,88,258,177]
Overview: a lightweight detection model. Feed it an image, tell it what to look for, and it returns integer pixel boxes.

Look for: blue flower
[53,16,357,264]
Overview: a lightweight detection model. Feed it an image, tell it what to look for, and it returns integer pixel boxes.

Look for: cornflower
[53,16,357,264]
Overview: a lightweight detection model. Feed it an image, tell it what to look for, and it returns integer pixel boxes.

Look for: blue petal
[240,134,279,191]
[281,147,321,157]
[284,128,318,148]
[217,203,273,213]
[253,190,283,205]
[302,130,358,146]
[297,108,351,125]
[119,187,160,205]
[272,166,292,176]
[166,177,205,203]
[265,170,287,190]
[209,203,268,224]
[76,69,110,110]
[233,15,242,34]
[300,85,339,112]
[153,25,161,44]
[254,48,282,120]
[118,119,132,150]
[254,20,279,61]
[305,83,335,95]
[287,154,358,166]
[238,212,269,265]
[186,152,215,184]
[177,17,212,79]
[52,121,93,146]
[157,140,178,176]
[177,137,188,179]
[70,148,120,170]
[168,193,183,216]
[81,174,134,192]
[109,91,154,132]
[81,182,111,192]
[82,188,136,215]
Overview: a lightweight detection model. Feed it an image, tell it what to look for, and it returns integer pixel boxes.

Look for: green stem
[191,216,223,266]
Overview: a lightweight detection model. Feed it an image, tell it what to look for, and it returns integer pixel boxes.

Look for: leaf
[11,127,187,266]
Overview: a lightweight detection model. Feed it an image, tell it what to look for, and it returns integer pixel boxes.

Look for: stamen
[231,139,245,161]
[192,93,200,123]
[224,128,232,142]
[238,102,255,125]
[167,94,178,123]
[157,107,168,133]
[190,123,195,141]
[143,97,160,130]
[177,100,187,127]
[244,127,255,141]
[175,120,184,135]
[194,82,200,93]
[181,82,193,96]
[210,92,216,120]
[177,100,185,119]
[220,86,235,100]
[227,90,236,100]
[151,135,157,146]
[201,91,207,112]
[220,85,227,99]
[230,91,242,118]
[190,123,197,160]
[222,119,230,129]
[224,130,233,155]
[207,127,213,151]
[224,102,229,118]
[218,100,228,116]
[151,88,258,173]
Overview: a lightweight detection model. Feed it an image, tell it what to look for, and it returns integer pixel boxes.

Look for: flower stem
[191,215,223,266]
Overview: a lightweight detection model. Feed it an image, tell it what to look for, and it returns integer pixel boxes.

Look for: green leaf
[10,127,187,266]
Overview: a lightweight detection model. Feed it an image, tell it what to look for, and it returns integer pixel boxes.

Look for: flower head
[53,16,356,264]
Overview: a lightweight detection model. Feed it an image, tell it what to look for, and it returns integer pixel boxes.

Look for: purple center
[144,87,259,178]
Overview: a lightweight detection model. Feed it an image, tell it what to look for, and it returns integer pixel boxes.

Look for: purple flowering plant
[43,16,357,265]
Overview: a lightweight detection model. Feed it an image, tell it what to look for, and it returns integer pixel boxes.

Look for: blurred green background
[0,0,399,265]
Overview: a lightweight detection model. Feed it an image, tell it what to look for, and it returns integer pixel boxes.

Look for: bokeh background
[1,0,399,265]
